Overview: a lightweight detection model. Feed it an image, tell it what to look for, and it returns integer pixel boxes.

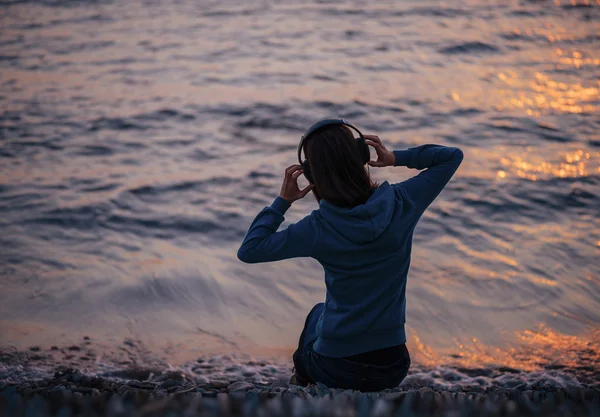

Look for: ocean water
[1,0,599,374]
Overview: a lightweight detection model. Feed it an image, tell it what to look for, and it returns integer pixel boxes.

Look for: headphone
[297,119,370,184]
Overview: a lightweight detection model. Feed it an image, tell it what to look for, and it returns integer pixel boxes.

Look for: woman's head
[303,125,378,208]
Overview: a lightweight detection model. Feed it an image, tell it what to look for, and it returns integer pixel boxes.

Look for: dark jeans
[292,303,411,391]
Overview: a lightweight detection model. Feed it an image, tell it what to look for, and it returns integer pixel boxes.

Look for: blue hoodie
[238,144,463,357]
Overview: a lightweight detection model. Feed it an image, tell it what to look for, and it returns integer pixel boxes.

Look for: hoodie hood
[318,181,399,244]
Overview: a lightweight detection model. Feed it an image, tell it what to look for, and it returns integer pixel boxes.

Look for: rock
[160,379,181,389]
[441,391,452,402]
[106,394,124,414]
[217,392,230,413]
[371,398,391,416]
[498,366,520,374]
[455,392,467,404]
[29,346,41,352]
[386,391,405,402]
[316,381,330,396]
[209,380,229,389]
[316,382,328,389]
[128,381,156,390]
[418,387,433,394]
[159,370,185,382]
[265,365,279,373]
[227,381,254,391]
[433,391,442,408]
[519,392,537,413]
[419,387,435,409]
[449,384,463,392]
[269,378,289,388]
[70,370,84,383]
[504,399,518,415]
[117,385,131,395]
[195,376,209,384]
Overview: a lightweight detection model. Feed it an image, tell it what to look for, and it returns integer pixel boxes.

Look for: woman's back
[311,181,415,357]
[237,120,463,389]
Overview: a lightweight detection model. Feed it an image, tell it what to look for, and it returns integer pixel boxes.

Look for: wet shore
[2,368,599,417]
[2,340,599,417]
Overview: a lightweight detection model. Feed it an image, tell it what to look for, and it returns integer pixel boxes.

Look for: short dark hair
[303,125,378,208]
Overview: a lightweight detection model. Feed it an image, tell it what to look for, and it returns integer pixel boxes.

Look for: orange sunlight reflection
[408,333,441,368]
[496,71,598,116]
[556,49,600,69]
[496,150,599,181]
[411,325,600,372]
[554,0,599,6]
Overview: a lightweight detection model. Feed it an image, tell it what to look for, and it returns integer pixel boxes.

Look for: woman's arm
[237,197,319,263]
[393,145,463,212]
[237,165,319,264]
[365,136,463,213]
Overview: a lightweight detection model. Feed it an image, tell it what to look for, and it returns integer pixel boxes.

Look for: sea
[1,0,599,382]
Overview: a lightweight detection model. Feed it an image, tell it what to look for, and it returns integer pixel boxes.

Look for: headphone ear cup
[356,137,370,164]
[302,160,314,184]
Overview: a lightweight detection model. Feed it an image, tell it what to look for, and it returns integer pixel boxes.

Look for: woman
[237,119,463,391]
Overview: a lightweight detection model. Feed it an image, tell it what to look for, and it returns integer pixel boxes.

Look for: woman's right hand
[364,135,396,167]
[279,164,314,203]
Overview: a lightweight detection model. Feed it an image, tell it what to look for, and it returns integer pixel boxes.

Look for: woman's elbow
[454,147,464,160]
[237,247,258,264]
[452,147,464,165]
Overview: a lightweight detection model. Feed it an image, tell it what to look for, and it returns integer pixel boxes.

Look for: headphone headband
[297,118,364,164]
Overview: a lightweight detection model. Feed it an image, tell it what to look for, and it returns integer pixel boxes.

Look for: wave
[455,175,600,222]
[438,42,501,55]
[318,7,470,19]
[88,117,148,132]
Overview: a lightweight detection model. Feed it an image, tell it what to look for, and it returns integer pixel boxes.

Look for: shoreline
[2,369,599,417]
[2,340,599,416]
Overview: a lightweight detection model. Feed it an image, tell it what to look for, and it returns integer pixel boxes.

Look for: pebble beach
[2,338,599,416]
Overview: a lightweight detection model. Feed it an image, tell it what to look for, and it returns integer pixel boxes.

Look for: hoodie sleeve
[237,196,320,264]
[392,145,463,213]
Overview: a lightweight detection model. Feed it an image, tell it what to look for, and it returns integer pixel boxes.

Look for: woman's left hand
[279,164,314,203]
